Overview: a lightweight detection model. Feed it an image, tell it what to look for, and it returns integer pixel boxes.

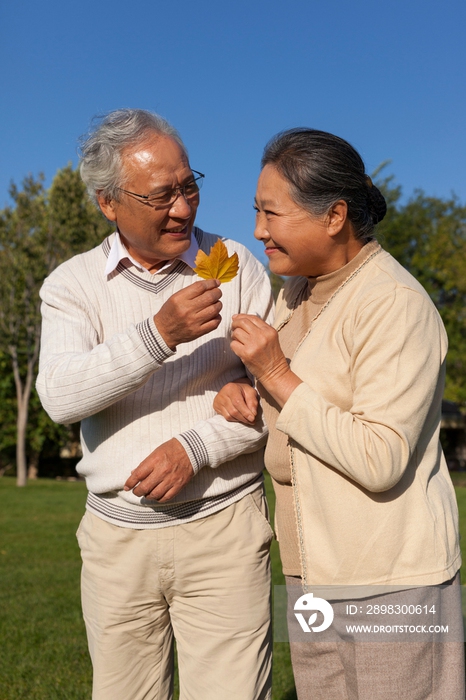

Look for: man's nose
[169,191,193,217]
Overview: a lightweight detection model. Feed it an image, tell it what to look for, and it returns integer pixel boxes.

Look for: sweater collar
[104,230,200,276]
[307,239,381,305]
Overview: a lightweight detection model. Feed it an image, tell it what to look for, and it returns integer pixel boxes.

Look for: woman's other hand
[213,378,259,424]
[230,314,303,407]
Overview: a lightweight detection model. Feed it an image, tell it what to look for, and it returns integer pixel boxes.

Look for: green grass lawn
[0,478,92,699]
[0,476,296,700]
[1,473,465,700]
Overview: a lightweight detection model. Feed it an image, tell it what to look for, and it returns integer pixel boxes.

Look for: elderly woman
[214,129,463,699]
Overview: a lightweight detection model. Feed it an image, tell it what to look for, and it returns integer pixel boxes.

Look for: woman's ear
[326,200,348,238]
[97,193,118,222]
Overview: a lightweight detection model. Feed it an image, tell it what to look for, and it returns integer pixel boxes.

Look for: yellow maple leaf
[194,239,239,283]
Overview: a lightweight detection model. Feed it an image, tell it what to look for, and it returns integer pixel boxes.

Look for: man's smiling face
[98,134,199,272]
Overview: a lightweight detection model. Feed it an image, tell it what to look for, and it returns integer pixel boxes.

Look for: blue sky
[1,0,465,263]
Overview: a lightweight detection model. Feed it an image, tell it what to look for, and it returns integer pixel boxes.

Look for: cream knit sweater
[37,228,274,527]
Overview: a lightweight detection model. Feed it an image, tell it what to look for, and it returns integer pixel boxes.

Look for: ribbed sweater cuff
[176,430,210,474]
[136,317,176,363]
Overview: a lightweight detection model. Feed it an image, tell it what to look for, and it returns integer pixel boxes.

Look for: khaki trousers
[77,488,273,700]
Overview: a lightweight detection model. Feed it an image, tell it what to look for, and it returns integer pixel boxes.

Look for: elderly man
[37,109,274,700]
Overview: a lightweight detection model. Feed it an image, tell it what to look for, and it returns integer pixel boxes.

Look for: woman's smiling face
[254,164,344,278]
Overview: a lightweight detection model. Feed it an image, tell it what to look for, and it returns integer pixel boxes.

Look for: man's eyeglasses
[116,171,204,209]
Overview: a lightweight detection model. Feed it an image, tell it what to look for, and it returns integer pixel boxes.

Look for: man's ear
[97,193,117,222]
[326,200,348,238]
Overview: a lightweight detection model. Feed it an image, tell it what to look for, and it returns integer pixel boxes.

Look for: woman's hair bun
[366,180,387,225]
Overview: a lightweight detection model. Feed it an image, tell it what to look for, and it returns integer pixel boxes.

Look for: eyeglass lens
[148,173,203,206]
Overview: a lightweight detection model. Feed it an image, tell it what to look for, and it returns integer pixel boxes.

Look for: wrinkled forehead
[255,164,292,202]
[120,134,191,186]
[123,133,188,163]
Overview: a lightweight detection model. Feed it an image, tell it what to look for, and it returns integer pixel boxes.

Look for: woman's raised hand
[230,314,303,408]
[230,315,289,383]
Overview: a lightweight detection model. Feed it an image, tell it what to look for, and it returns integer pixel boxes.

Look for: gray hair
[262,128,387,240]
[78,109,187,206]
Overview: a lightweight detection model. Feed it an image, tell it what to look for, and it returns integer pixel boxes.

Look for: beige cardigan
[274,244,461,589]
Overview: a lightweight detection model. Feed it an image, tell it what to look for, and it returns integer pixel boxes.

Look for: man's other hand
[154,279,222,349]
[124,438,194,502]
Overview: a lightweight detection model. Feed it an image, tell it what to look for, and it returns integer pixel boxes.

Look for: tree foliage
[376,174,466,407]
[0,166,113,485]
